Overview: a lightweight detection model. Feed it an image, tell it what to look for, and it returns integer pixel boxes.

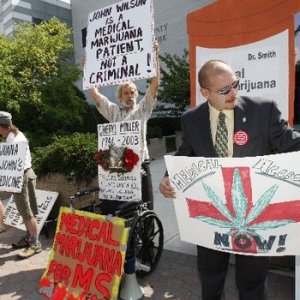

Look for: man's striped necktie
[215,111,228,157]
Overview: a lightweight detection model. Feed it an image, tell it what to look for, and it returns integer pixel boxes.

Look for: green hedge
[33,132,98,183]
[31,117,182,183]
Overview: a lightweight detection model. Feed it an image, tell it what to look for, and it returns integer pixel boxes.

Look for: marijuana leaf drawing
[187,167,300,245]
[195,168,294,238]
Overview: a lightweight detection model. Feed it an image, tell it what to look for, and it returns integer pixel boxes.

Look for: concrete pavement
[0,155,296,299]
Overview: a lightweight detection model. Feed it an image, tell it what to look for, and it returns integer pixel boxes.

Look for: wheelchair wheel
[128,210,164,277]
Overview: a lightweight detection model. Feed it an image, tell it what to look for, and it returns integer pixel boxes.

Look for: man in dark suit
[159,59,300,300]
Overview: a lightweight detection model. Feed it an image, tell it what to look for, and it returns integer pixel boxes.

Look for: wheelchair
[69,186,164,277]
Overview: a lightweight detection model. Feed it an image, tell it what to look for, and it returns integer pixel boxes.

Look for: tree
[157,49,190,116]
[0,17,87,134]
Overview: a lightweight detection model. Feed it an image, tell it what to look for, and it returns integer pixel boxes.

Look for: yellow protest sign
[39,207,129,299]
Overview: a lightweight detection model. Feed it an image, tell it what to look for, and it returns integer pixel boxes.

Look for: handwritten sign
[39,207,129,299]
[3,189,58,234]
[165,151,300,256]
[0,141,27,193]
[96,120,142,202]
[83,0,156,89]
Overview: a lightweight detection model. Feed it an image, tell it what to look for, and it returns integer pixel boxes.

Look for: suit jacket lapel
[200,102,218,157]
[233,97,247,157]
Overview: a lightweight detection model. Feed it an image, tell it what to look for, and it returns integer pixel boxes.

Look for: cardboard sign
[165,151,300,256]
[39,207,129,300]
[96,120,142,202]
[3,189,58,234]
[0,141,27,193]
[83,0,156,89]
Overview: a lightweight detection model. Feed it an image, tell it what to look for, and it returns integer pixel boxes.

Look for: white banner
[83,0,155,89]
[196,30,289,120]
[3,189,59,234]
[165,151,300,256]
[97,120,142,201]
[0,142,27,193]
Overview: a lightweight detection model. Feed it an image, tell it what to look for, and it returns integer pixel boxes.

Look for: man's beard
[121,99,135,109]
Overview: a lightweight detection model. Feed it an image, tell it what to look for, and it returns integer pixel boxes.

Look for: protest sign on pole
[83,0,155,89]
[165,151,300,256]
[0,142,27,193]
[39,207,129,299]
[3,189,59,234]
[96,120,142,202]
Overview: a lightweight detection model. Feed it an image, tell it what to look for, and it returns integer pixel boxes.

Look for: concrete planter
[148,137,167,160]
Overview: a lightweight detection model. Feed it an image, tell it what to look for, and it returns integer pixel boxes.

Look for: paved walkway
[0,156,296,299]
[0,225,296,299]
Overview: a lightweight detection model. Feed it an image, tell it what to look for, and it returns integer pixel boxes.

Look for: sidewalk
[0,156,296,299]
[0,227,295,300]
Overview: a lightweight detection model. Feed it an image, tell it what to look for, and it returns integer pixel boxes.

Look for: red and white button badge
[234,117,248,145]
[234,130,248,145]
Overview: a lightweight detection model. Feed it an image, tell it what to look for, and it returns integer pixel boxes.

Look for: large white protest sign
[0,142,27,193]
[96,120,142,201]
[165,151,300,256]
[195,30,289,120]
[3,189,59,234]
[83,0,156,89]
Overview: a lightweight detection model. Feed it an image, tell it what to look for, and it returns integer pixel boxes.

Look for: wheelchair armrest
[69,187,100,208]
[116,200,142,212]
[114,200,142,218]
[72,187,100,198]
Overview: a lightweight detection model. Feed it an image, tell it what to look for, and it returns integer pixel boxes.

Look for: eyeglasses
[207,79,239,96]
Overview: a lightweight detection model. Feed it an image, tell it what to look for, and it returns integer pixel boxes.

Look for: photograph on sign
[39,207,129,299]
[83,0,156,89]
[0,141,27,193]
[96,120,142,202]
[165,152,300,256]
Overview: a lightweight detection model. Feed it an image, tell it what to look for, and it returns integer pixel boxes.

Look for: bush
[25,130,65,150]
[32,132,98,183]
